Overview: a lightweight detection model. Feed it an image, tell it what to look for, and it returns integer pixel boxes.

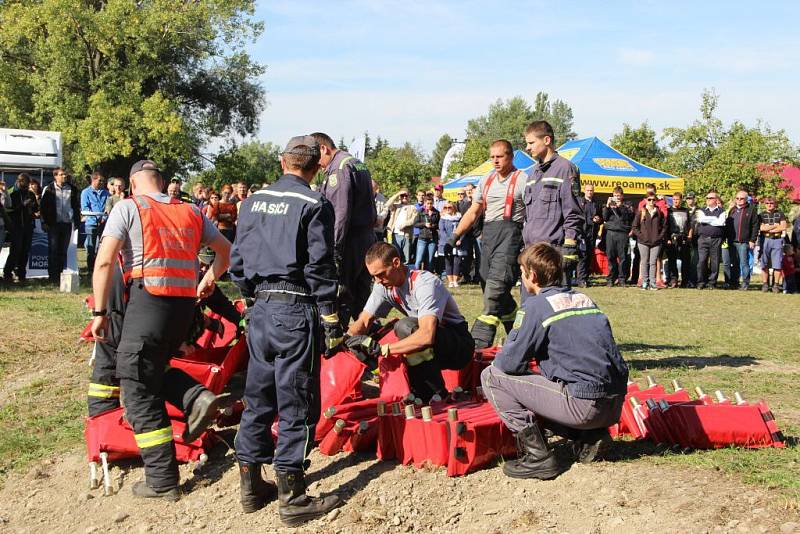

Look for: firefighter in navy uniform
[481,243,628,480]
[230,136,342,526]
[311,132,377,328]
[522,120,584,291]
[447,139,526,349]
[90,160,231,501]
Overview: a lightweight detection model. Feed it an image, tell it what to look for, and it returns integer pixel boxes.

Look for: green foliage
[0,0,265,177]
[532,91,577,146]
[195,140,281,190]
[428,133,453,178]
[660,90,797,208]
[449,93,577,177]
[610,122,666,169]
[366,142,431,195]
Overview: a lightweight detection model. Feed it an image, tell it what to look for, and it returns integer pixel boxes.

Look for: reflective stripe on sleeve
[476,314,502,327]
[87,383,120,398]
[134,426,174,449]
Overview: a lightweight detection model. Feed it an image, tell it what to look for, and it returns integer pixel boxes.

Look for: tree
[662,89,724,177]
[366,142,430,195]
[532,92,577,146]
[195,141,281,191]
[337,137,349,151]
[0,0,265,177]
[660,89,797,209]
[450,93,577,175]
[428,133,453,178]
[610,122,666,168]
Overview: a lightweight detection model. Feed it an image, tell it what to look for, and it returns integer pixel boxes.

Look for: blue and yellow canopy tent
[558,137,683,195]
[442,150,535,201]
[442,139,681,200]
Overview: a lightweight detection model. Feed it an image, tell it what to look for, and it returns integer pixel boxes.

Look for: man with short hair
[41,167,81,283]
[312,132,377,328]
[3,173,38,283]
[386,190,417,263]
[232,181,249,204]
[576,183,601,287]
[726,190,759,290]
[665,192,691,288]
[523,121,584,289]
[167,180,182,200]
[90,160,231,501]
[602,186,634,287]
[191,182,207,208]
[81,171,110,273]
[481,243,628,480]
[231,136,342,524]
[695,190,726,289]
[758,196,787,293]
[448,140,526,348]
[459,183,481,284]
[346,242,474,401]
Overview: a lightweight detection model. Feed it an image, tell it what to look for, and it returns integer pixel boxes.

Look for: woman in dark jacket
[632,195,668,290]
[413,197,440,271]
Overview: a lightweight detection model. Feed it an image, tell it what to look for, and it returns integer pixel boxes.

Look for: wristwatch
[92,309,108,317]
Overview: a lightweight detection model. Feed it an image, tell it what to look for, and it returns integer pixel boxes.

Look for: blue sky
[246,1,800,154]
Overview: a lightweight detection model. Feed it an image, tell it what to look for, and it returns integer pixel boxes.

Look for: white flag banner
[440,142,465,181]
[350,137,367,162]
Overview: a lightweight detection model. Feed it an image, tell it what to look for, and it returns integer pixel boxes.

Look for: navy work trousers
[235,296,321,470]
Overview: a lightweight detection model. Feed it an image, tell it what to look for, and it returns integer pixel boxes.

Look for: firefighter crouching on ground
[312,132,377,328]
[345,242,475,401]
[522,120,584,292]
[90,160,231,501]
[448,139,526,348]
[230,136,342,526]
[481,243,629,480]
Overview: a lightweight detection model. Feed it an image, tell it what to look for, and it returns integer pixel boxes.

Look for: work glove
[446,233,460,249]
[321,312,344,357]
[344,335,385,363]
[561,238,579,268]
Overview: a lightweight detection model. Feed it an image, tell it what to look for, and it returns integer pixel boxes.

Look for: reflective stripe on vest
[482,169,521,220]
[127,195,203,298]
[391,270,421,311]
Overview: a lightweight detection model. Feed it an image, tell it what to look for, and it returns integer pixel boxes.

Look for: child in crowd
[438,201,465,287]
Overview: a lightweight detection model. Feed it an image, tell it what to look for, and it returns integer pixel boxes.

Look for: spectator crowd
[1,171,798,294]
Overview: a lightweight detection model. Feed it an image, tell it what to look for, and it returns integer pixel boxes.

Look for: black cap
[129,160,161,178]
[282,135,320,157]
[686,191,696,199]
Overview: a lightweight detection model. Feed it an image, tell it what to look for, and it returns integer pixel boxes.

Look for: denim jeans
[393,233,411,264]
[84,224,101,274]
[414,238,435,271]
[731,242,751,287]
[48,222,73,282]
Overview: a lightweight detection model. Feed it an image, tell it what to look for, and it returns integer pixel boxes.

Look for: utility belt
[762,233,782,239]
[255,280,315,305]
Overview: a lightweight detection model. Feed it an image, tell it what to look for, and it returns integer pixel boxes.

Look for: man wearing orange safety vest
[90,160,231,501]
[447,139,526,348]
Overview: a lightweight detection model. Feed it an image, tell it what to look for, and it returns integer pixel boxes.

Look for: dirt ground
[2,435,798,534]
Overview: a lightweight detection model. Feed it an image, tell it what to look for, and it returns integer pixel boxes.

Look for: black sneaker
[761,284,770,293]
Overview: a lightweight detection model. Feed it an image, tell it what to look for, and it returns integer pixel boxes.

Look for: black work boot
[572,427,612,464]
[275,469,341,527]
[182,391,221,443]
[131,480,180,502]
[239,462,277,513]
[503,425,561,480]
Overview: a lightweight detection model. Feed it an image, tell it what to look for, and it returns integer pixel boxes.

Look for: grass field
[1,273,798,502]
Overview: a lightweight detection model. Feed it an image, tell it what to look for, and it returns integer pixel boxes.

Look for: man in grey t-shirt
[346,242,475,401]
[447,139,525,349]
